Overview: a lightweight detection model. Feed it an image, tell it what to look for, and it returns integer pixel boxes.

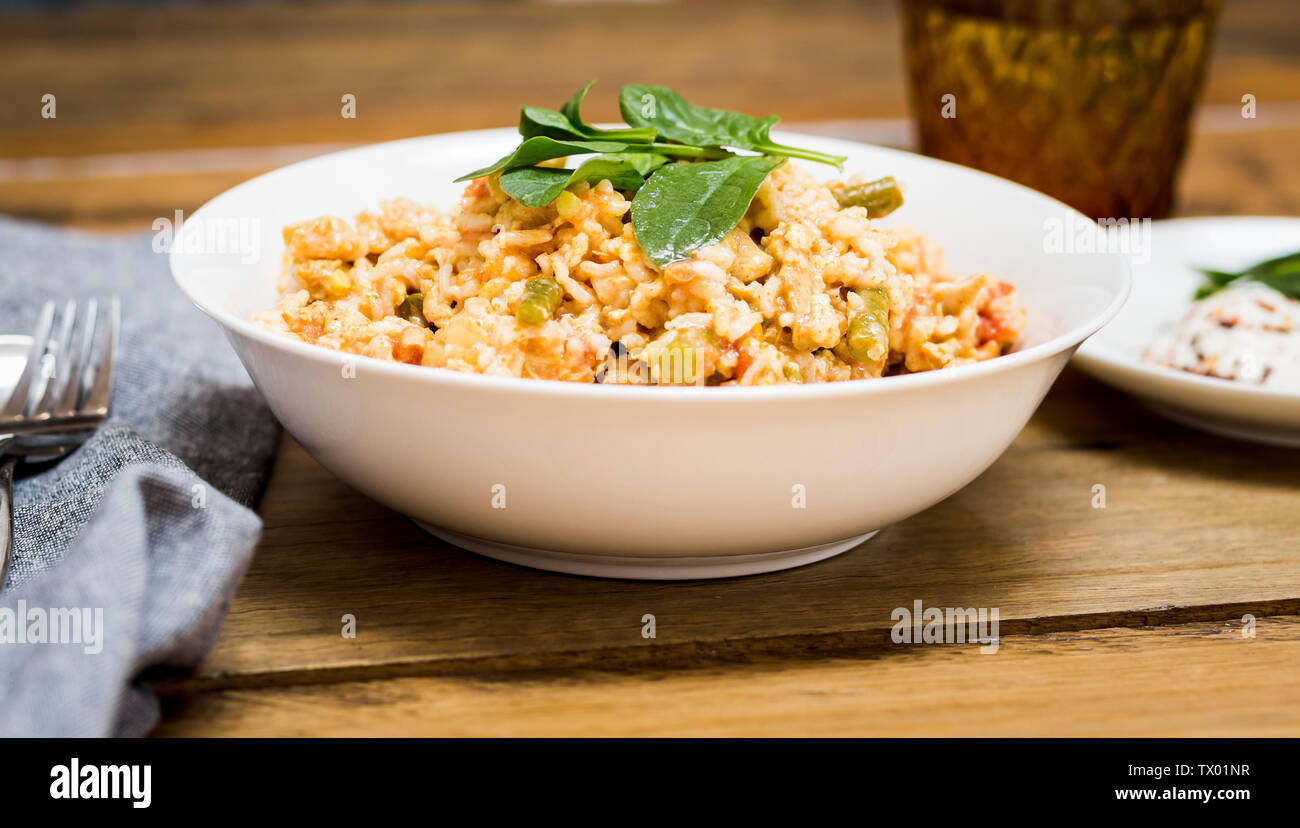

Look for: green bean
[859,286,888,316]
[516,277,563,325]
[845,287,890,362]
[832,176,903,218]
[660,342,698,385]
[656,328,720,384]
[397,292,426,326]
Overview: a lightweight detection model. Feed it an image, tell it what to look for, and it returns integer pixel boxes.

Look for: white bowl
[170,129,1129,579]
[1074,216,1300,447]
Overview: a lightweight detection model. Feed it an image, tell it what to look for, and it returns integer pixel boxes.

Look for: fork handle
[0,456,14,592]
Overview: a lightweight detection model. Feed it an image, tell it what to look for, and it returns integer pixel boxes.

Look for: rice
[254,162,1026,385]
[1144,281,1300,391]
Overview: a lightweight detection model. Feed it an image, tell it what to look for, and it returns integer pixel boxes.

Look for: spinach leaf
[573,152,669,187]
[1196,250,1300,300]
[1254,258,1300,299]
[500,153,672,208]
[517,83,657,143]
[631,156,783,267]
[500,166,572,207]
[559,81,597,130]
[518,106,587,141]
[459,83,847,261]
[561,81,656,143]
[1242,250,1300,277]
[620,84,769,147]
[619,84,844,168]
[454,136,636,182]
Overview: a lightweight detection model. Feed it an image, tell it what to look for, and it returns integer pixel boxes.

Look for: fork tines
[0,297,120,430]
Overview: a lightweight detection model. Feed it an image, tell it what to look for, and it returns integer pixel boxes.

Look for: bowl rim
[171,127,1132,403]
[1074,215,1300,405]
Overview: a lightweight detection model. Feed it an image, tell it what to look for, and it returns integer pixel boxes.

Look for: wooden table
[3,0,1297,737]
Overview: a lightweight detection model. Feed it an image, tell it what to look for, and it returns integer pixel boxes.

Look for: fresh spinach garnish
[498,166,573,207]
[631,156,785,266]
[574,151,670,185]
[457,81,849,266]
[454,136,637,182]
[1195,250,1300,300]
[516,81,658,145]
[517,107,590,142]
[559,80,657,143]
[501,153,671,207]
[619,84,847,168]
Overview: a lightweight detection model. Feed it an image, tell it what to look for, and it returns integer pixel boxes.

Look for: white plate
[171,129,1128,579]
[1074,217,1300,447]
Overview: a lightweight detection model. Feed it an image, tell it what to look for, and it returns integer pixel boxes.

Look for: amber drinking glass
[901,0,1220,219]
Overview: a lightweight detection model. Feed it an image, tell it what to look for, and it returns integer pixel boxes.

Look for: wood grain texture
[3,0,1299,228]
[154,616,1300,737]
[1,0,1296,160]
[159,366,1298,693]
[0,0,904,158]
[1178,128,1300,216]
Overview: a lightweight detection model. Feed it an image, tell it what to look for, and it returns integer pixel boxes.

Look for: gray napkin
[0,217,280,736]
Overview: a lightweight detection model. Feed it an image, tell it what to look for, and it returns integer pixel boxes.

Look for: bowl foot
[413,522,879,580]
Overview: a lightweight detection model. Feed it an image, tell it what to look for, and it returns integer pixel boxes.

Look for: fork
[0,298,119,590]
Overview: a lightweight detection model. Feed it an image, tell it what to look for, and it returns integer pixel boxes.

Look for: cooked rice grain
[255,163,1025,385]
